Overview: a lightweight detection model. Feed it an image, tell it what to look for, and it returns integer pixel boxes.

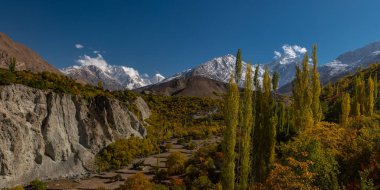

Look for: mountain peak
[61,54,165,90]
[273,44,307,65]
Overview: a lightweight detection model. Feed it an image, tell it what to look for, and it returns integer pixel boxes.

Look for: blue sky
[1,0,380,77]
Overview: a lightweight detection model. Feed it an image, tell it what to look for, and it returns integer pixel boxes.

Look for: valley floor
[45,136,220,190]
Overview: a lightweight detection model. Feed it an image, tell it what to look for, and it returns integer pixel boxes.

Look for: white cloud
[76,54,109,71]
[93,50,99,54]
[75,44,84,49]
[292,45,307,54]
[281,44,307,59]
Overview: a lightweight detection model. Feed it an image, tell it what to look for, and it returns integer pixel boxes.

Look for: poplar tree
[222,75,239,190]
[368,75,374,116]
[354,75,362,116]
[327,81,334,97]
[250,64,260,184]
[252,64,264,183]
[9,57,16,73]
[238,63,253,190]
[272,71,279,92]
[374,73,378,105]
[292,53,313,131]
[253,66,277,183]
[311,45,322,123]
[262,66,277,178]
[340,93,351,127]
[235,49,243,84]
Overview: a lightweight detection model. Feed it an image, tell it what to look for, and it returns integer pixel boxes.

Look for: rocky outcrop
[0,84,148,188]
[133,96,151,121]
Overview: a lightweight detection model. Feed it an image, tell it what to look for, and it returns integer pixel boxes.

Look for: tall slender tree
[272,71,279,92]
[374,73,378,105]
[354,75,362,116]
[262,66,277,179]
[9,57,16,73]
[235,49,243,84]
[340,93,351,127]
[292,53,313,131]
[238,63,253,190]
[311,45,323,123]
[253,66,277,183]
[368,75,374,116]
[250,64,260,184]
[252,64,264,183]
[222,75,239,190]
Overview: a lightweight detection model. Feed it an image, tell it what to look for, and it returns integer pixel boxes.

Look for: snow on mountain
[62,41,380,92]
[61,54,165,90]
[151,73,166,83]
[268,45,308,87]
[163,44,307,89]
[162,54,265,87]
[319,41,380,83]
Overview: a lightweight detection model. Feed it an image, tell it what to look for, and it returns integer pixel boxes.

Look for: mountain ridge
[0,32,60,74]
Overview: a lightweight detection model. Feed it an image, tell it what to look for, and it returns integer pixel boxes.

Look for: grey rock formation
[0,84,148,188]
[133,97,151,121]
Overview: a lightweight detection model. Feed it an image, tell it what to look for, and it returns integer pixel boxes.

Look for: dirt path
[46,136,220,190]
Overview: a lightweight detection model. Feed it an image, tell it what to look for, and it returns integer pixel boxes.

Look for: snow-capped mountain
[61,54,165,90]
[267,45,308,87]
[319,41,380,83]
[163,54,265,87]
[163,45,306,89]
[62,41,380,92]
[151,73,166,84]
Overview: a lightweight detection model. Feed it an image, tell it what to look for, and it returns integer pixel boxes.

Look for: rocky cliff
[0,84,149,187]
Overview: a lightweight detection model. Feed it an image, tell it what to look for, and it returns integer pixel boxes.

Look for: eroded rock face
[134,96,151,121]
[0,84,148,187]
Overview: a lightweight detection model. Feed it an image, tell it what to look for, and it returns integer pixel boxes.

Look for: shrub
[29,179,46,190]
[192,175,214,190]
[166,152,186,175]
[117,173,154,190]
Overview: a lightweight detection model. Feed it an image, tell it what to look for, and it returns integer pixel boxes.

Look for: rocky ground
[45,136,220,190]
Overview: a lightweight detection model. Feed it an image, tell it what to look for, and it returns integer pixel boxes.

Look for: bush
[117,173,154,190]
[96,137,156,171]
[153,169,169,182]
[29,179,46,190]
[192,175,214,190]
[166,152,187,175]
[184,142,196,150]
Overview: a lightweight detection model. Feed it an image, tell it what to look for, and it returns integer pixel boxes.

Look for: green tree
[272,71,279,92]
[9,57,16,73]
[292,53,313,131]
[354,73,366,116]
[368,75,374,116]
[97,81,103,89]
[327,81,334,97]
[374,73,378,105]
[221,75,239,190]
[117,173,154,190]
[29,179,47,190]
[253,66,277,183]
[250,64,260,184]
[167,151,186,175]
[238,63,253,190]
[311,45,323,123]
[262,66,277,180]
[235,49,242,84]
[340,93,351,127]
